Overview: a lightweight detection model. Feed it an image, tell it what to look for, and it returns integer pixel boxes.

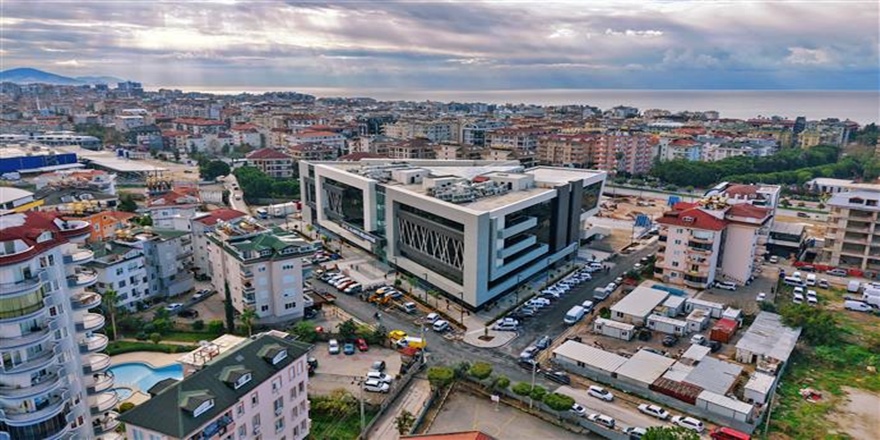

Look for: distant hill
[0,68,128,85]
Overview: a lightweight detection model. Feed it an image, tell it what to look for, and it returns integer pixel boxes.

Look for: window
[238,424,247,439]
[275,418,285,433]
[300,420,307,432]
[272,377,282,393]
[116,268,124,276]
[235,373,253,389]
[118,280,126,288]
[133,430,144,440]
[288,366,296,381]
[236,402,244,417]
[672,261,679,267]
[290,387,297,401]
[252,414,261,430]
[251,392,259,407]
[291,406,299,418]
[674,239,682,245]
[192,399,215,418]
[298,381,305,393]
[274,397,284,415]
[284,302,296,310]
[261,305,269,312]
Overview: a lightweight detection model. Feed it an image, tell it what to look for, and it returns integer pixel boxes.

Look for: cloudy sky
[2,0,878,90]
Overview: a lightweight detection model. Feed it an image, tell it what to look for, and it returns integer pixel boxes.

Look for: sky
[2,0,878,90]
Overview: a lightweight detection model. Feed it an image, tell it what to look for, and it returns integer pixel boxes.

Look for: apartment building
[536,134,595,167]
[120,334,312,440]
[191,209,248,278]
[207,219,318,323]
[230,124,262,147]
[387,138,437,160]
[78,211,135,243]
[654,200,772,289]
[246,148,295,179]
[113,228,195,298]
[824,189,880,271]
[593,131,655,175]
[87,241,149,312]
[144,187,201,231]
[300,159,606,308]
[287,131,346,155]
[460,120,506,146]
[384,119,459,143]
[0,212,118,439]
[287,143,339,163]
[657,138,702,162]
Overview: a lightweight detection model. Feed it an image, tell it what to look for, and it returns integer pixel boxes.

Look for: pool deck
[110,351,182,367]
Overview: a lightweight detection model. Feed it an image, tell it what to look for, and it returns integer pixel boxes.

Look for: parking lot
[309,341,403,404]
[428,391,585,439]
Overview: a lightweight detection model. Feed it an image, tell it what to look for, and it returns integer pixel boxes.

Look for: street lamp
[515,274,522,303]
[423,272,429,302]
[351,376,366,435]
[528,361,538,410]
[459,291,465,326]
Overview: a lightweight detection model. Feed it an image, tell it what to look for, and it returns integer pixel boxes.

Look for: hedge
[106,341,199,356]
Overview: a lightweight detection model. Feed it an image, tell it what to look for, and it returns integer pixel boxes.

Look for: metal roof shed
[696,390,755,422]
[683,357,743,395]
[744,372,776,405]
[610,285,669,325]
[552,340,628,375]
[615,349,676,389]
[735,311,801,365]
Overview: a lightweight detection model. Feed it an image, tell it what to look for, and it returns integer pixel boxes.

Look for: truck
[395,337,427,350]
[255,208,268,219]
[268,201,300,218]
[847,280,861,293]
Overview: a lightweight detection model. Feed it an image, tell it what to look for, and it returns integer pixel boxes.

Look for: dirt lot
[832,387,880,440]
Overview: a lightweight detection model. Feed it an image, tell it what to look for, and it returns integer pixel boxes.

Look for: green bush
[135,332,148,341]
[106,341,198,356]
[529,385,547,401]
[468,362,493,380]
[118,402,135,413]
[192,320,205,331]
[512,382,533,396]
[208,320,225,335]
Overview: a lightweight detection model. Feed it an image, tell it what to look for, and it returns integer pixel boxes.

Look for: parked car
[387,330,407,341]
[356,338,369,351]
[371,360,386,372]
[638,404,670,420]
[543,370,570,385]
[535,335,552,350]
[363,379,390,393]
[690,334,707,345]
[164,303,183,312]
[425,313,440,324]
[827,268,848,277]
[818,279,830,289]
[587,385,614,401]
[517,358,539,371]
[587,413,616,429]
[624,426,647,439]
[793,292,804,304]
[178,309,199,319]
[519,346,540,360]
[366,371,393,384]
[662,335,679,347]
[343,342,356,355]
[581,300,594,313]
[328,339,340,354]
[756,292,767,302]
[708,341,722,353]
[432,320,450,332]
[192,289,212,300]
[494,318,520,331]
[570,403,587,417]
[715,281,737,291]
[672,416,705,433]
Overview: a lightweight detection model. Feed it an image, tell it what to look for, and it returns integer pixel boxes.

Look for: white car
[637,404,670,420]
[432,320,450,332]
[587,413,616,429]
[328,339,340,354]
[425,313,440,324]
[530,297,551,306]
[690,334,707,346]
[587,385,614,401]
[366,371,393,384]
[164,303,183,312]
[581,300,594,313]
[624,427,647,439]
[672,416,704,433]
[570,403,587,417]
[756,292,767,302]
[715,281,737,291]
[363,379,390,393]
[793,293,804,304]
[526,298,548,308]
[519,346,540,359]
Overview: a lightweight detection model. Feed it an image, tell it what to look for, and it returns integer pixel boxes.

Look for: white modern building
[112,228,195,299]
[207,219,319,323]
[824,189,880,271]
[300,159,606,308]
[119,333,312,440]
[86,242,149,312]
[191,209,248,278]
[1,211,118,439]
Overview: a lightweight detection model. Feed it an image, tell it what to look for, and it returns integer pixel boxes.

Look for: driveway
[428,391,587,439]
[555,385,668,432]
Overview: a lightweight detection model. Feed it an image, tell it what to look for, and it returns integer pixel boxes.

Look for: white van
[564,305,586,325]
[847,280,861,293]
[844,300,871,312]
[784,276,804,287]
[806,273,817,286]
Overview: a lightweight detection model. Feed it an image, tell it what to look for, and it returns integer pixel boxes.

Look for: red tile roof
[726,203,771,220]
[657,207,727,231]
[194,208,247,226]
[0,212,90,264]
[247,148,292,160]
[723,184,759,197]
[173,118,225,126]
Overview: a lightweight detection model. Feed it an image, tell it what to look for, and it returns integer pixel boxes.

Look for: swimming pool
[108,362,183,394]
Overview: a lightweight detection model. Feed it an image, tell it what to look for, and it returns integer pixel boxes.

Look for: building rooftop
[615,349,676,385]
[119,334,311,439]
[657,206,727,231]
[611,285,669,318]
[770,221,806,236]
[735,311,801,363]
[0,187,33,204]
[246,148,292,160]
[827,189,880,212]
[552,340,628,373]
[178,334,249,369]
[683,357,743,395]
[192,209,247,226]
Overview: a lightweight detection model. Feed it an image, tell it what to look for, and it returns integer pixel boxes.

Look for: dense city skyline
[3,0,879,90]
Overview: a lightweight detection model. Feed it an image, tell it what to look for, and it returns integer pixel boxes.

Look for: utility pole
[459,292,465,326]
[352,377,366,436]
[528,361,537,410]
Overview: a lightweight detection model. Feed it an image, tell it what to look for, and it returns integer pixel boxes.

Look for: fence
[357,361,426,440]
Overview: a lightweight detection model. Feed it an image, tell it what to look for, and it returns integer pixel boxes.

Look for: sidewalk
[368,377,433,440]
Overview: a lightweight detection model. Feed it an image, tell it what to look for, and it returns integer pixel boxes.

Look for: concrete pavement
[555,385,667,432]
[368,377,432,439]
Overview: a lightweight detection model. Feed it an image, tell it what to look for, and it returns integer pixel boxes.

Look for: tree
[223,282,235,333]
[529,385,547,401]
[543,392,575,418]
[394,410,416,435]
[468,362,493,381]
[292,321,319,343]
[119,193,138,212]
[337,318,358,340]
[118,402,136,413]
[208,320,225,335]
[311,388,357,414]
[200,160,231,181]
[406,275,418,295]
[642,426,700,440]
[102,289,120,340]
[512,382,533,396]
[427,366,455,390]
[149,332,162,344]
[192,320,205,331]
[238,307,257,337]
[490,375,510,391]
[779,303,841,346]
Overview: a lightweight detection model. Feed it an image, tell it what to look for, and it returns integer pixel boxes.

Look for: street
[224,174,249,213]
[555,385,667,432]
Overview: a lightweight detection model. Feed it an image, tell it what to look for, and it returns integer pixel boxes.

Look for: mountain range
[0,67,128,85]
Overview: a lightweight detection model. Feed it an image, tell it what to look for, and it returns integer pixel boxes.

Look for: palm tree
[406,275,418,296]
[238,307,257,337]
[394,410,416,435]
[102,289,119,340]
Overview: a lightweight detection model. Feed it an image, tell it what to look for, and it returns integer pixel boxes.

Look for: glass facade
[581,181,602,213]
[322,178,365,228]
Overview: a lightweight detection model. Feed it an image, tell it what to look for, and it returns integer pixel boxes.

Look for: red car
[356,338,369,352]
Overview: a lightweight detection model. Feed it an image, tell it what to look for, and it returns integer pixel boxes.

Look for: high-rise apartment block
[824,189,880,271]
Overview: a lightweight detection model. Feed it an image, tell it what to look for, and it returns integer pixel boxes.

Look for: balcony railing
[63,248,95,264]
[79,334,109,354]
[67,270,98,288]
[0,323,53,349]
[86,371,115,395]
[89,390,120,415]
[83,353,111,374]
[76,313,106,333]
[71,291,102,309]
[0,271,46,296]
[2,345,57,374]
[0,391,68,423]
[0,299,48,323]
[0,371,63,398]
[93,410,121,436]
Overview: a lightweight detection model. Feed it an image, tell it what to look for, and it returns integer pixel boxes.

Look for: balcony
[845,223,871,233]
[89,390,120,415]
[63,248,95,264]
[0,370,63,398]
[79,334,109,354]
[3,345,57,374]
[243,294,256,305]
[689,234,713,244]
[0,323,53,349]
[83,353,112,374]
[0,391,68,424]
[688,245,712,255]
[0,299,49,324]
[76,313,106,333]
[93,410,121,436]
[0,271,46,296]
[86,371,115,395]
[71,291,102,310]
[68,270,98,288]
[197,413,234,439]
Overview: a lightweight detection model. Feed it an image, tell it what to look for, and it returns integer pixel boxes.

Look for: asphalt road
[556,385,668,432]
[224,174,249,213]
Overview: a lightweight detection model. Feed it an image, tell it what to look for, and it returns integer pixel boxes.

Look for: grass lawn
[309,407,378,440]
[767,283,880,439]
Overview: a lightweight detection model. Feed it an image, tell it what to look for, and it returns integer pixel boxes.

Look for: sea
[154,87,880,125]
